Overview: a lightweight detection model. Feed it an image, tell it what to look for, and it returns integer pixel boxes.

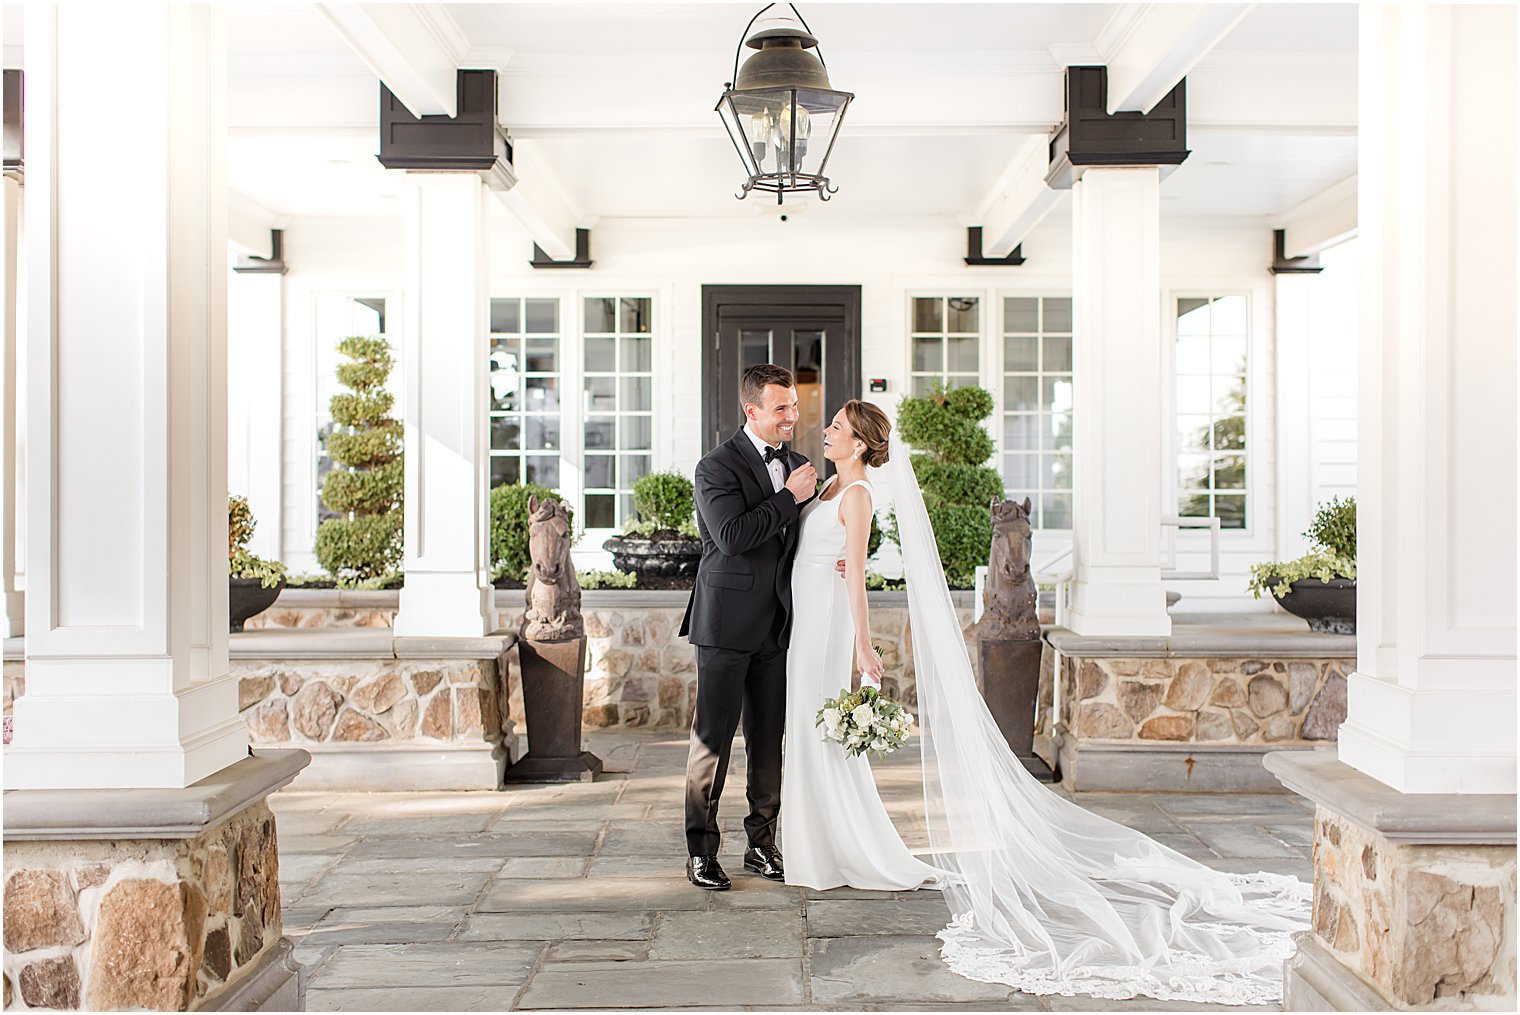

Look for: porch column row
[1,171,21,637]
[7,3,246,788]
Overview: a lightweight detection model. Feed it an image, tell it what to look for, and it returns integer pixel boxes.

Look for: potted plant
[602,471,703,579]
[229,495,287,632]
[1248,495,1357,633]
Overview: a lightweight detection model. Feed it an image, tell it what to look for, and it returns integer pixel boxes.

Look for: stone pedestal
[507,637,602,783]
[1266,751,1517,1011]
[2,750,311,1011]
[978,637,1053,781]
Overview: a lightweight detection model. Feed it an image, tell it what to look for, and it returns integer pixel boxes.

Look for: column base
[3,751,311,1011]
[394,573,493,639]
[1265,751,1517,1011]
[1065,580,1172,637]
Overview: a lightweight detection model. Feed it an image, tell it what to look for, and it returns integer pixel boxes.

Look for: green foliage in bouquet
[1248,496,1357,599]
[491,483,574,581]
[316,336,402,583]
[890,383,1003,587]
[229,495,286,589]
[815,685,914,759]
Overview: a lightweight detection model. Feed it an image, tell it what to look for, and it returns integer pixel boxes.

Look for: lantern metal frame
[716,4,853,204]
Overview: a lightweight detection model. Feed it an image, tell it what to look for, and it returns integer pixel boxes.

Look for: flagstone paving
[273,732,1312,1012]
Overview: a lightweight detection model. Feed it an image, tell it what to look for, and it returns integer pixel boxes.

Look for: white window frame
[1163,287,1269,546]
[994,291,1075,533]
[577,290,659,534]
[486,296,567,492]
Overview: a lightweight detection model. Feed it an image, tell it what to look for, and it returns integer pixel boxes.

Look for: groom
[679,363,817,890]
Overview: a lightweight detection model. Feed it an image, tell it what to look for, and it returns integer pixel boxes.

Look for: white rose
[872,737,888,752]
[851,703,876,727]
[903,713,915,727]
[822,707,841,727]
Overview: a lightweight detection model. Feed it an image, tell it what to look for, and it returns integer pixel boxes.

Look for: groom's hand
[784,462,817,502]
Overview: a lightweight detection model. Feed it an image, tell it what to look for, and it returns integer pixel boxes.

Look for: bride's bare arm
[839,486,884,685]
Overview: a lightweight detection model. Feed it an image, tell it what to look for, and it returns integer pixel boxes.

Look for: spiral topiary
[890,383,1003,588]
[315,335,402,583]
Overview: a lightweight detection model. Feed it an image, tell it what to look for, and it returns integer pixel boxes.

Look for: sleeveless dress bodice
[780,474,948,892]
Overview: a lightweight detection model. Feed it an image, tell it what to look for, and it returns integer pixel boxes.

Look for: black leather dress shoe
[743,844,785,881]
[686,854,731,890]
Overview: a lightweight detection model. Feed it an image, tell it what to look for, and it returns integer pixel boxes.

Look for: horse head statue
[523,494,584,642]
[983,497,1040,641]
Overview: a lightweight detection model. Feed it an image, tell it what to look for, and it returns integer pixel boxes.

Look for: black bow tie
[762,445,786,465]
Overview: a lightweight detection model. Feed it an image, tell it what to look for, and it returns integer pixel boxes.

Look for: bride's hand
[856,640,884,687]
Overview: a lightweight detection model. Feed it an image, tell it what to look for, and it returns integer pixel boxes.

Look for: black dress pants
[683,611,787,857]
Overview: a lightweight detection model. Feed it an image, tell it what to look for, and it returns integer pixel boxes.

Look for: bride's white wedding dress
[779,436,1311,1006]
[780,476,949,891]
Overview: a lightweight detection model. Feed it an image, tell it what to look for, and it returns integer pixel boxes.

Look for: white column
[1066,166,1171,637]
[228,270,284,562]
[7,3,246,789]
[393,172,492,638]
[1337,3,1517,794]
[1,174,22,637]
[1273,272,1316,563]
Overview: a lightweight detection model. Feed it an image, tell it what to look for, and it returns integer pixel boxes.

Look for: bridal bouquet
[815,686,913,759]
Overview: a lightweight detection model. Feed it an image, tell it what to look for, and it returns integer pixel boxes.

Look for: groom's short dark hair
[740,364,796,410]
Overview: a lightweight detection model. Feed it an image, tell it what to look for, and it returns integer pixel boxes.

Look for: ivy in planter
[230,495,286,588]
[1248,496,1357,599]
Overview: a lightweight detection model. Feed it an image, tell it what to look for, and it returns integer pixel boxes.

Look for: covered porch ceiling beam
[972,135,1067,259]
[1097,4,1255,114]
[228,190,282,259]
[1276,174,1357,258]
[313,3,469,118]
[488,139,584,263]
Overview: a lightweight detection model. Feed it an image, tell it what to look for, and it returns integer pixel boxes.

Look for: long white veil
[871,431,1310,1004]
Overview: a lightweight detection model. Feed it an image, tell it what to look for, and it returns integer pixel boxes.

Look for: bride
[779,399,1311,1005]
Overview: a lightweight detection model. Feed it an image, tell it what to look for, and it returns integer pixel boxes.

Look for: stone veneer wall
[2,803,281,1011]
[1309,809,1517,1008]
[232,659,505,749]
[1055,654,1351,746]
[236,594,979,732]
[495,603,979,732]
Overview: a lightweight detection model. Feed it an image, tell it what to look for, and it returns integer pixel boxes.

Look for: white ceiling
[211,2,1357,223]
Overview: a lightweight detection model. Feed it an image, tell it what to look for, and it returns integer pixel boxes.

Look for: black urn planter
[230,577,285,633]
[1267,577,1356,634]
[602,535,703,578]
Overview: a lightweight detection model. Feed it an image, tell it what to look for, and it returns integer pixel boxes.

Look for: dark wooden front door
[701,285,861,472]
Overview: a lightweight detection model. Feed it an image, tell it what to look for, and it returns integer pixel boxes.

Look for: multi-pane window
[1175,295,1248,529]
[488,298,562,489]
[583,297,653,529]
[909,296,980,396]
[314,295,390,525]
[1000,297,1073,529]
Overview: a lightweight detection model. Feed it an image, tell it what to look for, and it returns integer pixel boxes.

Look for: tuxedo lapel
[732,427,778,496]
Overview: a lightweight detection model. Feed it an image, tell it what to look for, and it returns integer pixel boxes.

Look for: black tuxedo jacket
[679,428,812,651]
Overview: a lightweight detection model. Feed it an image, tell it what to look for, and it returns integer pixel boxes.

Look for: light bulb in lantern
[772,102,812,162]
[747,109,772,166]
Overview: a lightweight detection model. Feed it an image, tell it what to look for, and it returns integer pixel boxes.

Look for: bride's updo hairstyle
[842,400,892,467]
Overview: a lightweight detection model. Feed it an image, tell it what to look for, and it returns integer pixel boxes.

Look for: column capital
[377,68,510,173]
[1046,66,1190,189]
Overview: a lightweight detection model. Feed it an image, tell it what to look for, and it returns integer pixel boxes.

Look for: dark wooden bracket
[1270,229,1324,274]
[530,228,593,269]
[963,227,1026,266]
[1046,66,1190,189]
[233,229,289,275]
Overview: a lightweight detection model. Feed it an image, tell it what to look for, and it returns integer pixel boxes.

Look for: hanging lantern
[716,3,853,204]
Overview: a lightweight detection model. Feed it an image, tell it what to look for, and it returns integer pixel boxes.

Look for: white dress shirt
[743,423,785,494]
